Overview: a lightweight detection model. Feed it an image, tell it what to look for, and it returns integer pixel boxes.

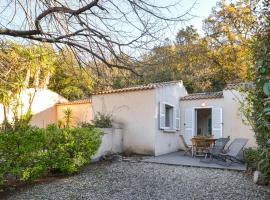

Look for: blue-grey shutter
[212,107,223,138]
[184,108,193,145]
[159,102,166,129]
[175,107,180,130]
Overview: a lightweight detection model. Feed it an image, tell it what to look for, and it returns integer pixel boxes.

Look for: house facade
[180,85,256,148]
[90,81,256,156]
[91,81,187,156]
[1,81,256,156]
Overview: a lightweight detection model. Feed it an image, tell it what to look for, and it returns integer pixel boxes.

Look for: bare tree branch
[0,0,194,72]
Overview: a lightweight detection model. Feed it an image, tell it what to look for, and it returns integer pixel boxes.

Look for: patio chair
[179,135,193,156]
[216,138,248,166]
[204,136,230,159]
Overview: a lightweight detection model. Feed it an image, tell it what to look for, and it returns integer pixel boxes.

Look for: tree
[132,26,217,93]
[0,0,194,73]
[175,26,217,92]
[0,42,60,127]
[241,0,270,181]
[48,50,95,100]
[203,0,257,86]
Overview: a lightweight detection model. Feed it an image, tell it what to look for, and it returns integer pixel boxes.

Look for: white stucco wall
[0,88,67,128]
[92,128,123,161]
[154,83,188,156]
[223,89,256,147]
[92,89,156,155]
[179,90,256,148]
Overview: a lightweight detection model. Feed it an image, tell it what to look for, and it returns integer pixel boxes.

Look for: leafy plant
[0,124,102,188]
[63,108,73,128]
[244,148,260,170]
[92,112,112,128]
[241,0,270,183]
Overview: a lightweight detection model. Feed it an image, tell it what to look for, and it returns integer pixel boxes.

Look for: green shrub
[0,124,102,187]
[257,140,270,180]
[79,122,96,129]
[92,112,112,128]
[244,148,260,170]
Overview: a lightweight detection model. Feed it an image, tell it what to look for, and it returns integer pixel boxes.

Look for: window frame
[164,103,174,129]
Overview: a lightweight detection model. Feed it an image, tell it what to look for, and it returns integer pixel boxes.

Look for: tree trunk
[24,69,30,87]
[41,71,51,89]
[33,66,41,88]
[3,105,8,123]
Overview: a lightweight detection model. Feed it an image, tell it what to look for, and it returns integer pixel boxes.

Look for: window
[160,102,180,131]
[165,104,174,129]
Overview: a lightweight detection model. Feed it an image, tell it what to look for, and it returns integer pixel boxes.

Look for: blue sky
[186,0,219,34]
[165,0,219,40]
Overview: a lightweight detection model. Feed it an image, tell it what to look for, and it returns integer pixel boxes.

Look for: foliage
[124,0,258,93]
[62,108,73,128]
[203,0,256,85]
[0,124,102,187]
[48,49,95,100]
[79,122,96,129]
[242,0,270,181]
[244,148,260,170]
[92,112,113,128]
[0,42,59,128]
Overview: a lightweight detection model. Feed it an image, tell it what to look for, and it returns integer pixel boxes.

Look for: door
[212,107,223,138]
[184,108,194,145]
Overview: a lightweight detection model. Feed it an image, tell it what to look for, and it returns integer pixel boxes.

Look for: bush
[244,148,260,170]
[92,112,112,128]
[0,124,102,187]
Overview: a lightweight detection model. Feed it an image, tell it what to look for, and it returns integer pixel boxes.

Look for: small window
[165,104,174,129]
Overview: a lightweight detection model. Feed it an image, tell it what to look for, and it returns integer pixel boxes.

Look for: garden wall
[92,128,123,161]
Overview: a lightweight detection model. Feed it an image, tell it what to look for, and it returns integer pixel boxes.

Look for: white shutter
[212,107,223,138]
[159,102,166,129]
[184,108,194,145]
[175,107,180,130]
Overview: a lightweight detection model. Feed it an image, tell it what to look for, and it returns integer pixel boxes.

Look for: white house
[1,81,255,157]
[0,88,67,127]
[91,81,256,156]
[91,81,188,156]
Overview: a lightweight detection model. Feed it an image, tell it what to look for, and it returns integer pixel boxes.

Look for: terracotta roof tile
[224,82,253,90]
[92,80,183,95]
[57,99,91,106]
[180,91,223,101]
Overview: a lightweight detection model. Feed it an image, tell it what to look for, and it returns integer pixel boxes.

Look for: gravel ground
[2,161,270,200]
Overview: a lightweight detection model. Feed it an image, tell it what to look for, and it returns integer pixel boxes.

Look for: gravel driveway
[3,161,270,200]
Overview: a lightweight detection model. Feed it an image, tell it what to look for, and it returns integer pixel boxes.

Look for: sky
[165,0,219,40]
[0,0,220,51]
[185,0,219,34]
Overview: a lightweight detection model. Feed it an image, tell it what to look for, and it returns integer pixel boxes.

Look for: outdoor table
[191,137,216,157]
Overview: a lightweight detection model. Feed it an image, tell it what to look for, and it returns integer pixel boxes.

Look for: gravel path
[3,161,270,200]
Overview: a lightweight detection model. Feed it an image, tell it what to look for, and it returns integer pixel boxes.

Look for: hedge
[0,124,102,187]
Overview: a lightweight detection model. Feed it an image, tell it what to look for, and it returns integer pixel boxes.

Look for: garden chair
[204,136,230,159]
[216,138,248,166]
[179,135,193,156]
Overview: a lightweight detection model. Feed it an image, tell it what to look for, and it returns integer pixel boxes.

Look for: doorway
[195,108,212,136]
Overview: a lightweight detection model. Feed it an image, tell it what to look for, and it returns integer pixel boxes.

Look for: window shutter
[175,107,180,130]
[159,102,166,129]
[184,108,193,145]
[212,107,223,138]
[172,105,176,130]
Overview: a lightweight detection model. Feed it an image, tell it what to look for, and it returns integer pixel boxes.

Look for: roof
[56,98,91,106]
[180,91,223,101]
[224,82,253,90]
[92,80,183,95]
